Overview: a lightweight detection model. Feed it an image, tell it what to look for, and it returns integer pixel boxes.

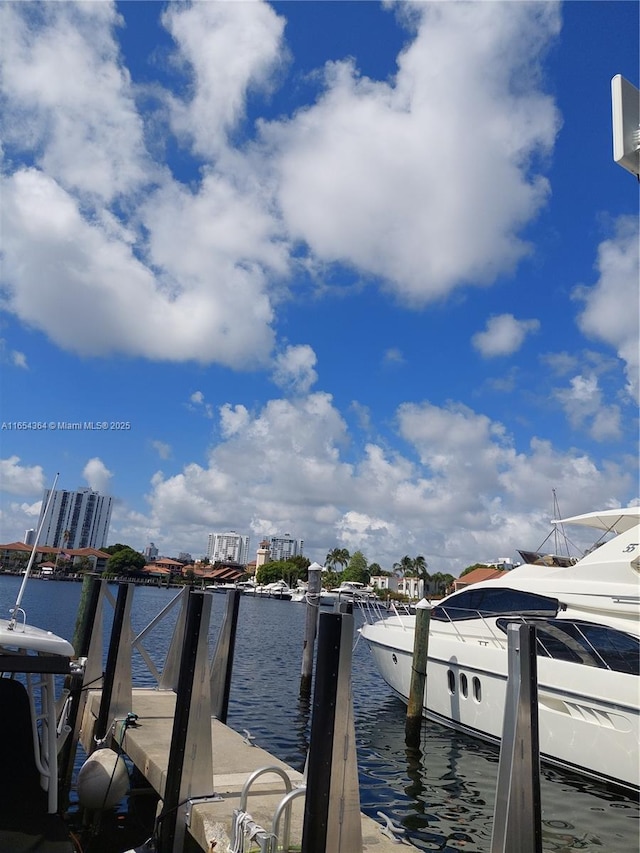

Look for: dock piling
[210,588,241,723]
[158,587,190,690]
[300,562,323,697]
[490,623,542,853]
[405,600,432,745]
[93,582,133,748]
[302,610,363,853]
[158,589,214,853]
[59,573,102,808]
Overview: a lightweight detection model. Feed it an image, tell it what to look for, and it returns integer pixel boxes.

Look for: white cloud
[0,1,561,364]
[554,374,622,442]
[101,394,633,574]
[0,340,28,369]
[271,344,318,395]
[383,348,405,367]
[0,2,151,202]
[263,2,560,305]
[1,167,281,368]
[162,1,286,157]
[188,391,214,419]
[83,457,113,494]
[0,456,45,496]
[589,406,622,443]
[472,314,541,357]
[575,216,640,403]
[151,440,172,460]
[11,350,28,369]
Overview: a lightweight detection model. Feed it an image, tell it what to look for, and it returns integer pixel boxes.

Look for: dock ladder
[230,765,305,853]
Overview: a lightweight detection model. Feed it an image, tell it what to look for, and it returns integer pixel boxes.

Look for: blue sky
[1,1,638,575]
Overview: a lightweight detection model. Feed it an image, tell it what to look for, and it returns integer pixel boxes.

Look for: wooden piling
[59,573,102,809]
[405,600,432,745]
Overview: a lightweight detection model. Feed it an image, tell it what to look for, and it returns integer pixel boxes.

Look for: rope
[230,811,274,853]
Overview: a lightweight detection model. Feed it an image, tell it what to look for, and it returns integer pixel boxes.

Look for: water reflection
[355,690,638,853]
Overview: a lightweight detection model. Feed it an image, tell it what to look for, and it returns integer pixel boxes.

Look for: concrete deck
[80,688,414,851]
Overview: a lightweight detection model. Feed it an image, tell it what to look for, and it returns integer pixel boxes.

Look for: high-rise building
[143,542,159,561]
[207,531,250,565]
[268,534,304,563]
[36,487,113,550]
[24,529,36,546]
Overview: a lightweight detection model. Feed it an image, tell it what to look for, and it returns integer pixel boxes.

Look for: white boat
[206,580,258,594]
[0,611,77,849]
[254,579,293,600]
[0,476,83,849]
[325,581,378,602]
[290,582,338,605]
[360,507,640,792]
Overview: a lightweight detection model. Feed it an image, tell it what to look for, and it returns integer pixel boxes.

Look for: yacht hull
[361,618,639,792]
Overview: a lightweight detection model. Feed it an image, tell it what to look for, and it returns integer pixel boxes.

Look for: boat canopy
[554,507,640,534]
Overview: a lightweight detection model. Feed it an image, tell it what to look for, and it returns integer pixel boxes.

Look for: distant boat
[254,580,293,600]
[325,581,378,602]
[290,582,336,606]
[206,580,257,595]
[360,507,640,792]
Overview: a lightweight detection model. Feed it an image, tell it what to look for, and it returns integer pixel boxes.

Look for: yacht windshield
[496,618,640,675]
[432,588,560,622]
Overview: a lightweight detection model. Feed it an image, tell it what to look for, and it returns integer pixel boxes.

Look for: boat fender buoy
[77,748,129,810]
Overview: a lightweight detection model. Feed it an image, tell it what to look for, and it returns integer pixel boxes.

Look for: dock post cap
[308,562,324,571]
[416,598,432,609]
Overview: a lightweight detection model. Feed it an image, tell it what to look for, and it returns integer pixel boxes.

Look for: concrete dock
[80,687,414,851]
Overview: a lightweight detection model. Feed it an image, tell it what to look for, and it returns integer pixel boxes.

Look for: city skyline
[0,2,637,576]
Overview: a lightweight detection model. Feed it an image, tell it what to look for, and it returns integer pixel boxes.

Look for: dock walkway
[80,687,413,851]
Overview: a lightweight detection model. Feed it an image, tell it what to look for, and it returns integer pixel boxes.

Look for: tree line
[257,548,455,598]
[14,542,457,599]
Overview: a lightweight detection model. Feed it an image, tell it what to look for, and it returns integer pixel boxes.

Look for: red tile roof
[0,543,110,557]
[453,568,508,589]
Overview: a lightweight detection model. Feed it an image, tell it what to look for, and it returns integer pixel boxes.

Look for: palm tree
[430,572,454,597]
[326,547,350,572]
[325,548,342,571]
[413,554,430,595]
[393,555,415,577]
[337,548,350,572]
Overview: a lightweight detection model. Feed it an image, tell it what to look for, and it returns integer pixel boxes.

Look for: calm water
[2,576,638,853]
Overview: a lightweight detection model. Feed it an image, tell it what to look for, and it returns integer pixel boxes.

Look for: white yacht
[290,581,337,605]
[360,507,640,792]
[325,581,378,602]
[254,579,293,600]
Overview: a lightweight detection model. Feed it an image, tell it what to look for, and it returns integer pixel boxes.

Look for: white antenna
[8,472,60,629]
[611,74,640,178]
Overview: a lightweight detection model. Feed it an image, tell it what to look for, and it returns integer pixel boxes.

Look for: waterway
[2,576,638,852]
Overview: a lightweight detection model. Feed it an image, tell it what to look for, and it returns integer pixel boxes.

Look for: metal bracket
[184,794,223,827]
